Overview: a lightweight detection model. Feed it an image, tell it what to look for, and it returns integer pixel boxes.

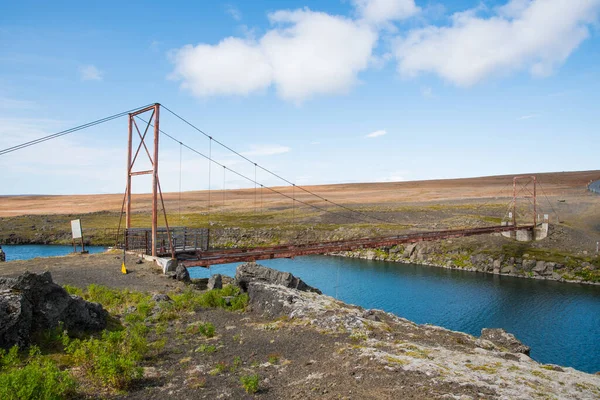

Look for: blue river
[189,256,600,374]
[1,244,107,261]
[1,246,598,373]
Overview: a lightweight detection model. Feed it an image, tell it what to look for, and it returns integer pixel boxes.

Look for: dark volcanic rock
[480,328,531,355]
[208,274,223,290]
[235,262,322,294]
[0,271,107,349]
[175,264,191,283]
[0,290,32,348]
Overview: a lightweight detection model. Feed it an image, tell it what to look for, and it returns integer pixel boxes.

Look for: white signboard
[71,219,83,239]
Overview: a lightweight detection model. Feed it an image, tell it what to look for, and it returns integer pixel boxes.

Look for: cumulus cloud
[170,38,272,97]
[170,7,378,102]
[394,0,600,86]
[169,0,600,102]
[80,65,103,81]
[241,144,291,156]
[366,129,387,138]
[353,0,420,24]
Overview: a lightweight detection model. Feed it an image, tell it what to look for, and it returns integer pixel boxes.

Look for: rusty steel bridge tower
[124,103,173,257]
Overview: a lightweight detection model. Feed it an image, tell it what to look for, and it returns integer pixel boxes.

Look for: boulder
[533,261,547,275]
[175,264,191,283]
[207,274,223,290]
[151,293,172,302]
[362,309,381,322]
[246,282,297,318]
[235,262,321,294]
[0,271,107,349]
[480,328,530,355]
[0,290,32,348]
[522,259,537,272]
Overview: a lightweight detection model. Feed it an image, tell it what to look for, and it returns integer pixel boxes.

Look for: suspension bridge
[1,103,550,269]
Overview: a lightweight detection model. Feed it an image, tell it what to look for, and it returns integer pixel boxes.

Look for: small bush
[65,324,147,390]
[230,356,242,372]
[0,346,76,400]
[198,322,215,338]
[186,322,216,338]
[195,344,217,353]
[209,361,228,376]
[240,374,260,394]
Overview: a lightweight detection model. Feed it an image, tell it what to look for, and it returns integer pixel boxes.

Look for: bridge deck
[179,225,532,268]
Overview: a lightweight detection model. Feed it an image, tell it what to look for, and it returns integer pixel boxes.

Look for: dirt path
[0,252,185,293]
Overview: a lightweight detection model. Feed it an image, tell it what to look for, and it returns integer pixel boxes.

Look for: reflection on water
[190,255,600,373]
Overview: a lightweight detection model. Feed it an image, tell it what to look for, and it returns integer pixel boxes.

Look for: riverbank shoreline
[329,249,600,286]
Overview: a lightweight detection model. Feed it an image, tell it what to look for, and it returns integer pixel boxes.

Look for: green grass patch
[240,374,260,394]
[65,323,148,391]
[0,346,77,400]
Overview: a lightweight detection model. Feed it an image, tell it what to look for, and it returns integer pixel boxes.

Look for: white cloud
[353,0,420,24]
[376,170,407,182]
[394,0,600,86]
[169,38,272,97]
[366,129,387,138]
[518,113,539,120]
[225,4,242,21]
[262,9,377,101]
[170,8,378,103]
[241,144,291,156]
[310,141,320,145]
[80,65,103,81]
[169,0,600,103]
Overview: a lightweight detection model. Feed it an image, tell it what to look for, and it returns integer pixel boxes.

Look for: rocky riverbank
[331,236,600,285]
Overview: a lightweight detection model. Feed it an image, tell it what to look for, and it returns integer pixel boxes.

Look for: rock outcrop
[0,271,107,349]
[480,328,531,355]
[207,274,223,290]
[334,240,599,285]
[175,264,191,283]
[242,275,600,399]
[235,262,322,294]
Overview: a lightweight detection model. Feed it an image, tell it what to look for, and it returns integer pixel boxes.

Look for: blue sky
[1,0,599,195]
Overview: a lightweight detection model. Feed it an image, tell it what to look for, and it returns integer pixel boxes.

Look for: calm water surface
[190,255,600,373]
[2,244,106,261]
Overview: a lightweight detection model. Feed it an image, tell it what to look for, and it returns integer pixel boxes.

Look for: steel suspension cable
[538,181,561,222]
[160,104,394,225]
[0,103,155,156]
[135,116,381,224]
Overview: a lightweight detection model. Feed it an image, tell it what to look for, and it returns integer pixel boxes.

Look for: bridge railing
[119,227,210,256]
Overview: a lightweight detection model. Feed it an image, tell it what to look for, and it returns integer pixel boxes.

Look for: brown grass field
[1,170,599,251]
[1,170,598,217]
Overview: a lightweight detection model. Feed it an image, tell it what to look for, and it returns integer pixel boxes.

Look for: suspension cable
[0,103,155,156]
[160,104,394,225]
[135,116,386,225]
